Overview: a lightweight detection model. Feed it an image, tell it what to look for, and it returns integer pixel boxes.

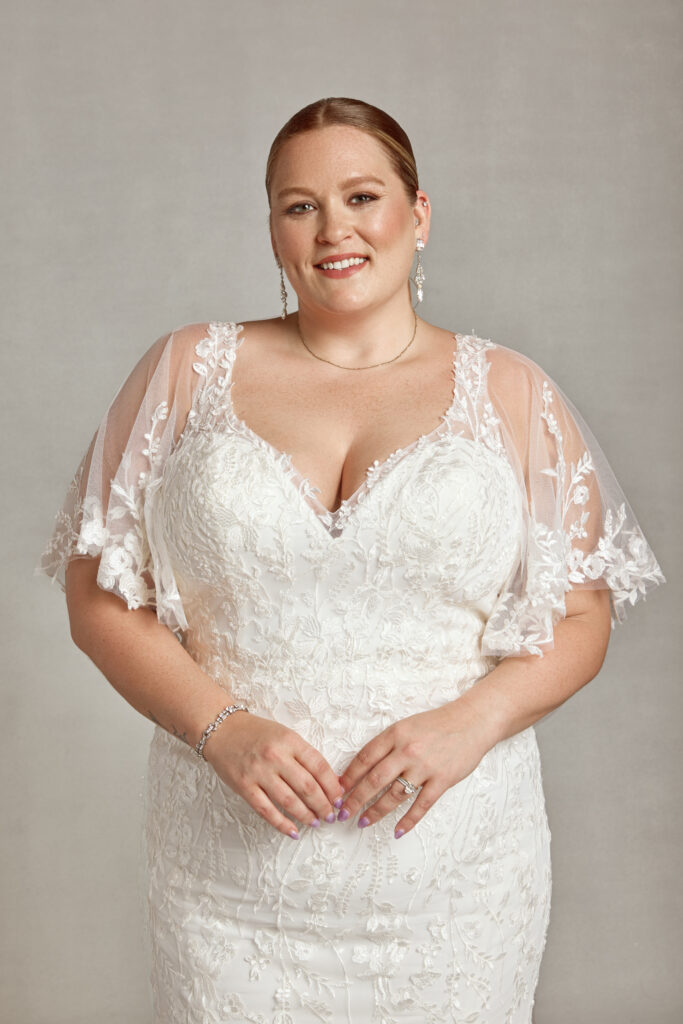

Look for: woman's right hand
[203,712,344,838]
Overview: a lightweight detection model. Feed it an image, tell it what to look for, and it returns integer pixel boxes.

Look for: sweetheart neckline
[222,326,463,535]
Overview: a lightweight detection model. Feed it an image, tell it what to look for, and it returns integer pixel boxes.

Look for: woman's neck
[293,292,419,366]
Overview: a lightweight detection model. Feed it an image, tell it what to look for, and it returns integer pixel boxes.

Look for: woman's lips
[314,257,369,279]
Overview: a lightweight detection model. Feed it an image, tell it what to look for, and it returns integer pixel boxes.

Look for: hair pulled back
[265,97,419,205]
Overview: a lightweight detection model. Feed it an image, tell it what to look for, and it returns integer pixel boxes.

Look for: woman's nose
[316,204,353,245]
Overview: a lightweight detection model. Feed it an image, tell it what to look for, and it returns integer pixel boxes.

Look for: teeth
[318,257,367,271]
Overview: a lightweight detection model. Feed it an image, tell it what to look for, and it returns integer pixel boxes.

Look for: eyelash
[285,193,378,215]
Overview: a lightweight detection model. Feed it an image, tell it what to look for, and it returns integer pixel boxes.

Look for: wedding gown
[38,320,664,1023]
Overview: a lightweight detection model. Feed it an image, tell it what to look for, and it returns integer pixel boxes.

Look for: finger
[393,780,442,839]
[295,745,345,813]
[354,776,424,829]
[337,756,405,822]
[338,731,396,796]
[283,761,338,824]
[246,784,304,840]
[265,777,323,829]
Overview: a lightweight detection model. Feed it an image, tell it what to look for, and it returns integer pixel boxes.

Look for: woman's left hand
[337,697,498,838]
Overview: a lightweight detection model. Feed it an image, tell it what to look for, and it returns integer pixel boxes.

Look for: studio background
[3,1,681,1021]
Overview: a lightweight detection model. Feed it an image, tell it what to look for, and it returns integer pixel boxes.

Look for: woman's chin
[301,292,374,317]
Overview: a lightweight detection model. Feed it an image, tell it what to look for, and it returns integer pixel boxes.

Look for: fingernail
[325,812,336,823]
[333,797,344,809]
[289,830,299,840]
[337,808,350,821]
[310,818,320,828]
[394,828,405,839]
[358,816,370,829]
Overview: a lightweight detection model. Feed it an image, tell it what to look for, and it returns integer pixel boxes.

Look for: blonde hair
[265,97,419,205]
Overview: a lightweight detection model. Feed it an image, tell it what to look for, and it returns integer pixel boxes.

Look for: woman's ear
[413,189,431,246]
[269,214,280,266]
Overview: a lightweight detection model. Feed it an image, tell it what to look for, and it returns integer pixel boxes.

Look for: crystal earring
[413,239,426,303]
[278,262,287,319]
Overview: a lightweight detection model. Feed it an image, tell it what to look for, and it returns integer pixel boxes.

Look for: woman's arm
[337,587,612,834]
[65,556,343,837]
[457,586,612,746]
[66,556,234,748]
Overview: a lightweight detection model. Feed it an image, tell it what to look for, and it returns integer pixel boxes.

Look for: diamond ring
[395,776,419,796]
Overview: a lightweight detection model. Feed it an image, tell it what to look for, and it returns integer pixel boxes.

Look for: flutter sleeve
[479,342,665,657]
[36,322,209,636]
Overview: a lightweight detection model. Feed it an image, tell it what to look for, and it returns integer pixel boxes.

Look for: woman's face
[269,125,430,318]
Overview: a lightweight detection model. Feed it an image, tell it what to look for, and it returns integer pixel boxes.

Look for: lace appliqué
[541,380,664,622]
[39,400,170,610]
[482,374,665,657]
[189,320,243,427]
[449,334,506,457]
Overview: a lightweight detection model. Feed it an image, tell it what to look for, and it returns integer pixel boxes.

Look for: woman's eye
[285,194,377,215]
[286,202,315,215]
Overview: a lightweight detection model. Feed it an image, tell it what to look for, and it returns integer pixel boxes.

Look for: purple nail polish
[358,816,370,829]
[289,830,299,840]
[325,812,336,823]
[334,797,343,809]
[337,808,350,821]
[394,828,405,839]
[310,818,320,828]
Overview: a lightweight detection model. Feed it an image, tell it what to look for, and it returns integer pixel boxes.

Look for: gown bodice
[147,330,524,763]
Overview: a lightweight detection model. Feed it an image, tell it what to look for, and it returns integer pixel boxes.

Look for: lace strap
[185,321,244,434]
[449,335,505,456]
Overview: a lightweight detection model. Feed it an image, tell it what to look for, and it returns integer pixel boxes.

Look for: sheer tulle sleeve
[479,342,665,657]
[36,322,211,636]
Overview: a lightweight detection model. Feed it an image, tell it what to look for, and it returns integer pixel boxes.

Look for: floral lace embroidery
[480,357,664,657]
[40,461,87,571]
[92,400,171,608]
[189,321,241,425]
[540,379,664,621]
[449,334,505,457]
[38,400,171,610]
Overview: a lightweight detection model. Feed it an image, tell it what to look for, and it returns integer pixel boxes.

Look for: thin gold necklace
[296,310,418,370]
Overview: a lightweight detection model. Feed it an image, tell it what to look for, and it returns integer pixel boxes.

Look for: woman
[38,98,664,1022]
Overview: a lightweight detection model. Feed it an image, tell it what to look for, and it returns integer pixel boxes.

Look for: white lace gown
[38,321,664,1024]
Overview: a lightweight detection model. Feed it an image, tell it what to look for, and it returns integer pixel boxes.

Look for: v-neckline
[222,325,463,538]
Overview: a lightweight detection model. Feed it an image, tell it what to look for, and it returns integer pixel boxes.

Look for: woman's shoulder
[166,316,284,351]
[461,330,552,394]
[148,318,254,368]
[122,320,245,392]
[134,320,218,371]
[163,319,237,350]
[425,319,540,373]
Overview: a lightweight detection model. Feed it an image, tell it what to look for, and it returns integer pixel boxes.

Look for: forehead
[270,125,399,191]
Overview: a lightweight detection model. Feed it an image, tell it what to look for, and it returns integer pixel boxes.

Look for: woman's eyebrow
[276,175,387,200]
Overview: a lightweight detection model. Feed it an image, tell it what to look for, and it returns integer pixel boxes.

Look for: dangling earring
[277,261,287,319]
[413,239,426,304]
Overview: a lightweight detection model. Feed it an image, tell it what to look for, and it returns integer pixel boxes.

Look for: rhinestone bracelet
[194,703,250,761]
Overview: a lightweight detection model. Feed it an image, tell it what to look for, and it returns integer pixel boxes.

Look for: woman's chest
[227,333,462,514]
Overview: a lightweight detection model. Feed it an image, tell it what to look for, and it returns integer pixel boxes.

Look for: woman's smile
[314,254,369,278]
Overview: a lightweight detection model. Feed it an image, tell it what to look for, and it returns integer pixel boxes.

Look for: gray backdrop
[3,0,681,1021]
